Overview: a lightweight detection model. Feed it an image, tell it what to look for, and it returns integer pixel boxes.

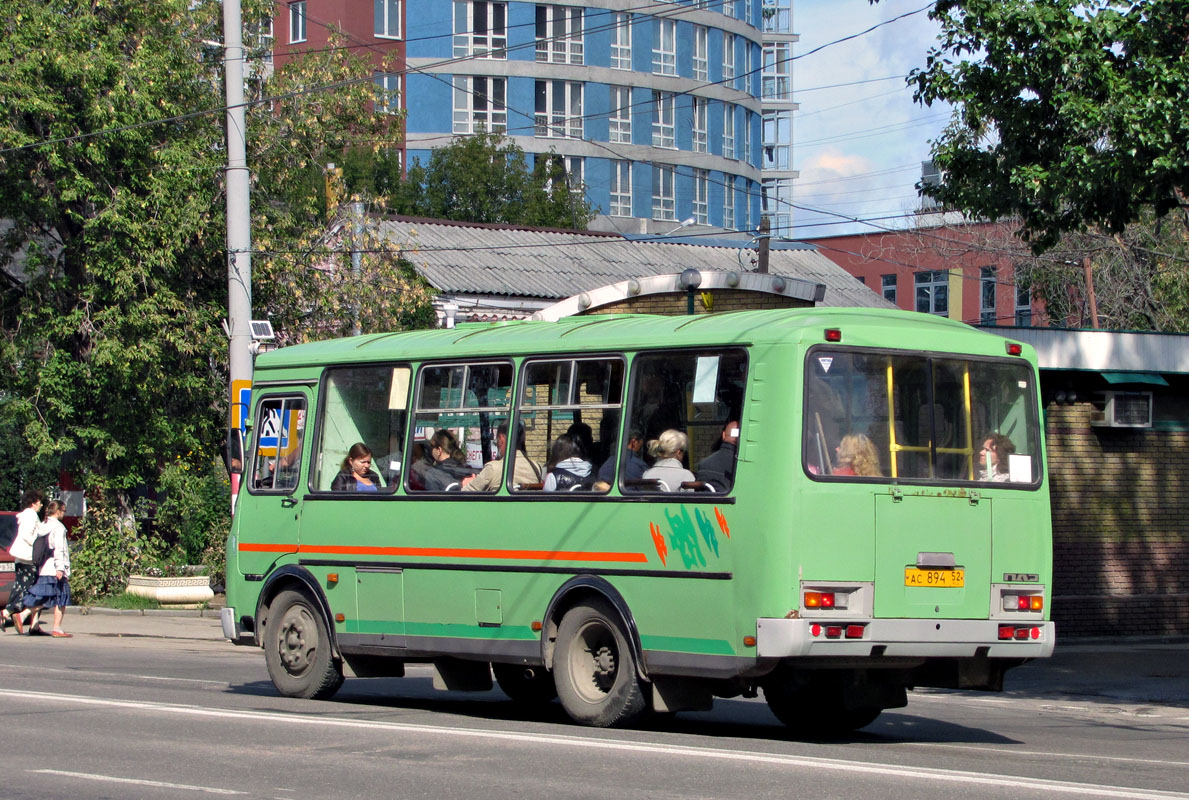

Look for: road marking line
[0,664,228,686]
[29,769,245,795]
[5,690,1187,800]
[893,741,1189,769]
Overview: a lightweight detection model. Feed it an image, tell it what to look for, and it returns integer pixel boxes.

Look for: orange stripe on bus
[238,543,648,564]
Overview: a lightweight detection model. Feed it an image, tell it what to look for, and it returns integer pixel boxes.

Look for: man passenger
[462,422,543,491]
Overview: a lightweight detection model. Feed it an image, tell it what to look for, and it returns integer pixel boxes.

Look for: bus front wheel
[264,589,344,700]
[553,600,646,727]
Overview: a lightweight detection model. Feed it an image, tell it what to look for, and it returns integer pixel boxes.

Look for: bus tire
[763,676,881,736]
[553,600,646,727]
[493,663,558,705]
[264,589,344,700]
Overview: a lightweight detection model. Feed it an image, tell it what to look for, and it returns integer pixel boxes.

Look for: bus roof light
[1006,342,1023,356]
[824,328,843,342]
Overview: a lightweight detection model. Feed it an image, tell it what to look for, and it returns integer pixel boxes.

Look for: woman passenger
[979,432,1015,482]
[833,434,882,477]
[331,443,382,491]
[417,430,474,491]
[543,434,593,491]
[642,429,696,491]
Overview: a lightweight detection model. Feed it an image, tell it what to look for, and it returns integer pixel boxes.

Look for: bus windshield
[804,347,1041,485]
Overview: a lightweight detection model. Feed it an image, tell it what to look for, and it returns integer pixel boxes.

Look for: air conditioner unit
[1089,391,1153,428]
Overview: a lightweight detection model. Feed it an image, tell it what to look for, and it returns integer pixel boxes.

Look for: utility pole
[351,201,364,336]
[223,0,253,500]
[756,217,771,274]
[1083,256,1100,329]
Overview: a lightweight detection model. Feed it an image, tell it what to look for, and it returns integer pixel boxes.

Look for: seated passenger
[463,422,543,491]
[598,427,646,484]
[566,422,596,465]
[695,420,740,492]
[543,434,594,491]
[979,432,1014,482]
[412,430,474,491]
[833,434,882,477]
[642,429,696,491]
[330,442,382,491]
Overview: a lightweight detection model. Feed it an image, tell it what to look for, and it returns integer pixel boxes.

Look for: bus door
[873,493,992,619]
[235,392,311,579]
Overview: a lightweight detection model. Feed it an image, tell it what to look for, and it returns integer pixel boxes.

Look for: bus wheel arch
[541,576,647,683]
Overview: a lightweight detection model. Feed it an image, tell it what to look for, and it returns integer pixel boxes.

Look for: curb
[76,606,224,618]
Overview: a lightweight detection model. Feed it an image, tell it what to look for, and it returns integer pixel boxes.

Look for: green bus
[223,307,1053,733]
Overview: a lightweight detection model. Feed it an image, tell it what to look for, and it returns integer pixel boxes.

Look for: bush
[71,506,161,604]
[143,457,230,579]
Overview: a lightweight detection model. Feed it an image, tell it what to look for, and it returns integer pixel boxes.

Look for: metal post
[223,0,253,501]
[351,201,364,336]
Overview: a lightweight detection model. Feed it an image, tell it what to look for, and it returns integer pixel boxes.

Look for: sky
[791,0,950,239]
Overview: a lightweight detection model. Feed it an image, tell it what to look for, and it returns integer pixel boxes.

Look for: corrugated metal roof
[377,217,892,309]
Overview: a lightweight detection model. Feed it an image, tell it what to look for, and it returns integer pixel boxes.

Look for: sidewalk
[25,610,1189,708]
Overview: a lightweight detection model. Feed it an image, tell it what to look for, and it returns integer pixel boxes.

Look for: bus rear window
[804,348,1041,486]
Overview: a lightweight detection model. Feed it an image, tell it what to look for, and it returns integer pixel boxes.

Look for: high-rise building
[270,1,772,235]
[759,0,798,239]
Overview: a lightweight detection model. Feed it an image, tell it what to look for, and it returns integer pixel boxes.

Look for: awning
[1100,371,1168,387]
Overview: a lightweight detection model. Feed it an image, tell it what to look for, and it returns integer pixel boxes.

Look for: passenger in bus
[543,434,594,491]
[832,434,882,477]
[330,443,382,492]
[566,422,596,465]
[695,421,740,492]
[414,430,475,491]
[979,432,1015,482]
[642,429,696,491]
[598,427,646,484]
[462,422,543,492]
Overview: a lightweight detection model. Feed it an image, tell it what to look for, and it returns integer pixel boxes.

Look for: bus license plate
[904,568,964,587]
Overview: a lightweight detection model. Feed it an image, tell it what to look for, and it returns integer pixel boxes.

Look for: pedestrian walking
[20,500,71,638]
[2,489,43,633]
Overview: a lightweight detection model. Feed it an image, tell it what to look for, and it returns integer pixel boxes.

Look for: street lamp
[679,268,703,315]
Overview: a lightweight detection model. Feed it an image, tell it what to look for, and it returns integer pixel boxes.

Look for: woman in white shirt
[3,489,43,633]
[20,500,72,637]
[642,429,696,492]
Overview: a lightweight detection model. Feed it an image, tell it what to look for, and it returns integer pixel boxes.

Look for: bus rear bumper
[756,618,1055,659]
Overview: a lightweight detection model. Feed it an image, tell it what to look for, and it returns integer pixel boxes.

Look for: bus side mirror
[225,428,245,475]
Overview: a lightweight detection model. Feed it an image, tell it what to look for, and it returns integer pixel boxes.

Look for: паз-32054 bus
[222,307,1053,734]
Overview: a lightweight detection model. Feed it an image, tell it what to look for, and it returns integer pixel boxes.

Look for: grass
[90,592,161,610]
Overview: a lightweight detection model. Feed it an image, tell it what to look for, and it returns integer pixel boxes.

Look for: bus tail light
[845,624,865,639]
[824,626,843,639]
[824,328,842,342]
[1002,594,1044,612]
[804,591,835,609]
[999,625,1042,640]
[1030,596,1044,611]
[1006,342,1023,355]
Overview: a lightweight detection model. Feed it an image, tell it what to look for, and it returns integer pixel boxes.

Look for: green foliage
[70,505,162,604]
[908,0,1189,252]
[390,132,595,229]
[91,592,161,611]
[141,458,231,575]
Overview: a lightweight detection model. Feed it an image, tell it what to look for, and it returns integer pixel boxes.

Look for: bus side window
[623,349,746,494]
[313,365,410,493]
[250,396,306,492]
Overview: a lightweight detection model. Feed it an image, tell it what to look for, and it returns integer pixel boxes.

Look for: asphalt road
[1,624,1186,800]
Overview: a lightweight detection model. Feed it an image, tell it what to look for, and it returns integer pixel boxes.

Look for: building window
[762,178,792,236]
[722,102,736,159]
[454,2,507,58]
[882,274,897,304]
[536,5,583,64]
[762,42,793,101]
[453,76,506,133]
[652,91,675,149]
[722,32,736,86]
[744,0,753,26]
[692,25,709,82]
[762,110,791,170]
[743,112,752,163]
[537,153,583,195]
[693,169,709,225]
[609,86,632,144]
[652,165,676,221]
[373,73,400,114]
[741,42,751,92]
[723,178,736,230]
[723,0,736,19]
[692,97,709,153]
[915,270,949,316]
[610,160,632,217]
[610,12,632,70]
[980,266,997,325]
[289,1,307,43]
[653,18,676,75]
[535,80,583,139]
[762,0,791,33]
[565,156,585,194]
[1015,284,1032,326]
[375,0,401,39]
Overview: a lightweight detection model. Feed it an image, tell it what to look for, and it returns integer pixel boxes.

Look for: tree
[907,0,1189,252]
[0,0,433,514]
[390,132,595,229]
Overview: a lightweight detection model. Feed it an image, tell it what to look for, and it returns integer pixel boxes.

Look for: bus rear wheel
[763,675,882,736]
[553,600,646,727]
[493,663,557,705]
[264,589,344,700]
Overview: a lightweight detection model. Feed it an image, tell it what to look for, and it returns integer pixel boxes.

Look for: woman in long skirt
[2,489,43,633]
